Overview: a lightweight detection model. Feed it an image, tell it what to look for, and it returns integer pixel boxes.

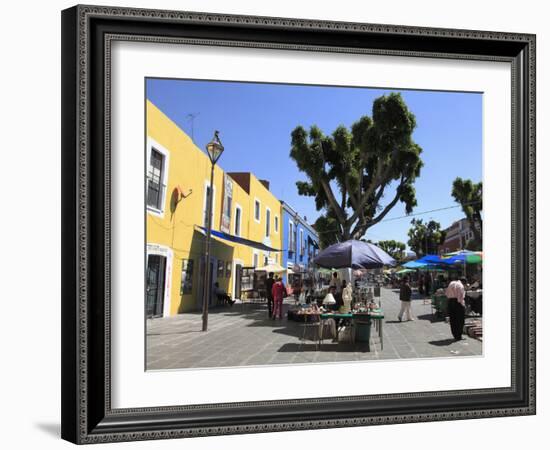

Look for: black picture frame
[61,4,536,444]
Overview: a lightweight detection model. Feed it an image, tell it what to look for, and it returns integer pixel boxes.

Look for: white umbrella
[255,262,286,273]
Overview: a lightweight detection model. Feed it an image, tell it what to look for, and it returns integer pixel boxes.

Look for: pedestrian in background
[329,272,342,293]
[271,275,286,320]
[445,276,466,340]
[398,276,414,321]
[214,282,234,306]
[265,272,275,318]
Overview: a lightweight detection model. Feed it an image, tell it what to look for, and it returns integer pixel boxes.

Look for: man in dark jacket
[265,272,275,318]
[398,277,414,321]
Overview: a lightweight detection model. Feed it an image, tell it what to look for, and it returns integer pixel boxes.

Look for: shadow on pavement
[428,338,457,346]
[271,323,304,339]
[146,330,203,336]
[415,313,445,322]
[277,342,371,353]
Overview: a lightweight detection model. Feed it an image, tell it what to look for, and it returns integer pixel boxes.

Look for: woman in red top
[271,276,286,319]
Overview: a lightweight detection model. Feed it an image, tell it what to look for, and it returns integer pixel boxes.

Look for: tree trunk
[341,225,352,242]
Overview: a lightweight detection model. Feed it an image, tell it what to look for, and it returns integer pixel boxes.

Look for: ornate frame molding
[61,5,535,444]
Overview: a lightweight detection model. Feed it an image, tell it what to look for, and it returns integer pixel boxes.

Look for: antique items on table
[465,289,483,315]
[292,302,385,350]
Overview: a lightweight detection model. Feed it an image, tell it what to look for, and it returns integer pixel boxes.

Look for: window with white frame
[234,206,242,237]
[253,252,259,268]
[147,148,166,211]
[300,229,305,256]
[254,199,261,222]
[224,195,232,220]
[265,208,271,237]
[289,221,295,254]
[274,215,279,233]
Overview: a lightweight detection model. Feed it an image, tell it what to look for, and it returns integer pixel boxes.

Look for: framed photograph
[61,4,535,444]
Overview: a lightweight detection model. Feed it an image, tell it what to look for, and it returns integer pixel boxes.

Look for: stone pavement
[146,287,482,370]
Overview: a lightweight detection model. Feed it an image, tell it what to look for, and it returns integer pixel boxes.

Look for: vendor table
[431,295,449,319]
[465,290,482,316]
[320,311,384,350]
[292,309,385,350]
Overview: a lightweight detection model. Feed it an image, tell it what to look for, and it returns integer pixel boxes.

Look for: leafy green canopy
[407,218,446,257]
[377,240,406,260]
[290,93,423,248]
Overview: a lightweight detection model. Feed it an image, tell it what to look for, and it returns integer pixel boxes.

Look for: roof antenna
[186,112,200,142]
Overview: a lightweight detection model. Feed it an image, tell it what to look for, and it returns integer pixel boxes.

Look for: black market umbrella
[313,240,396,269]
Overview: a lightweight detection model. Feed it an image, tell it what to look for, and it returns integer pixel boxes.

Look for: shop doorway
[197,257,217,310]
[146,254,166,318]
[233,261,243,300]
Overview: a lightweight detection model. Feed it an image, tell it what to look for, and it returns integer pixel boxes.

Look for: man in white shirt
[445,277,466,340]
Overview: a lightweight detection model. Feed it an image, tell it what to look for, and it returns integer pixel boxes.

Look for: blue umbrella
[402,260,429,269]
[417,254,447,265]
[313,240,396,269]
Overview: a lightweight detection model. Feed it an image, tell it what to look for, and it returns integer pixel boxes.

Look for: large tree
[407,218,446,256]
[451,177,482,249]
[377,240,406,261]
[290,93,423,248]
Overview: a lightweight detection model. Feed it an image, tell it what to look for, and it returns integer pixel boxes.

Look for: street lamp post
[202,131,224,332]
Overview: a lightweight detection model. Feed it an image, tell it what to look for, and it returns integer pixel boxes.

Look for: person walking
[398,276,414,321]
[271,275,286,320]
[265,272,275,318]
[445,276,466,340]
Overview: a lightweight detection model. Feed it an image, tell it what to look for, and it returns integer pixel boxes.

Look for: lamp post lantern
[202,131,224,332]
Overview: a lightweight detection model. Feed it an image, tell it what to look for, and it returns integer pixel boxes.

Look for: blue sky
[146,78,482,248]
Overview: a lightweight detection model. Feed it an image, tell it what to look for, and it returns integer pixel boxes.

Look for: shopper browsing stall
[445,276,466,340]
[271,275,286,320]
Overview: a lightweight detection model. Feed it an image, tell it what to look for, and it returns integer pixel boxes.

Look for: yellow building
[146,100,283,317]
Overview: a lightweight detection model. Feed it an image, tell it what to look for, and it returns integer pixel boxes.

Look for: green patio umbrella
[442,250,482,264]
[442,250,482,278]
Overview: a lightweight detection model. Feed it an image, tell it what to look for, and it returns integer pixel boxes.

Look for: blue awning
[196,226,283,252]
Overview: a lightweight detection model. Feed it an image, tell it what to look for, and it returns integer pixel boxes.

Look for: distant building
[228,173,283,268]
[438,218,480,254]
[280,201,319,285]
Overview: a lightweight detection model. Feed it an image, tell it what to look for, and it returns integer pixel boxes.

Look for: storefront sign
[220,173,233,233]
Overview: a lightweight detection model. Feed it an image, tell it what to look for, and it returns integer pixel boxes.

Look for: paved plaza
[146,287,482,370]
